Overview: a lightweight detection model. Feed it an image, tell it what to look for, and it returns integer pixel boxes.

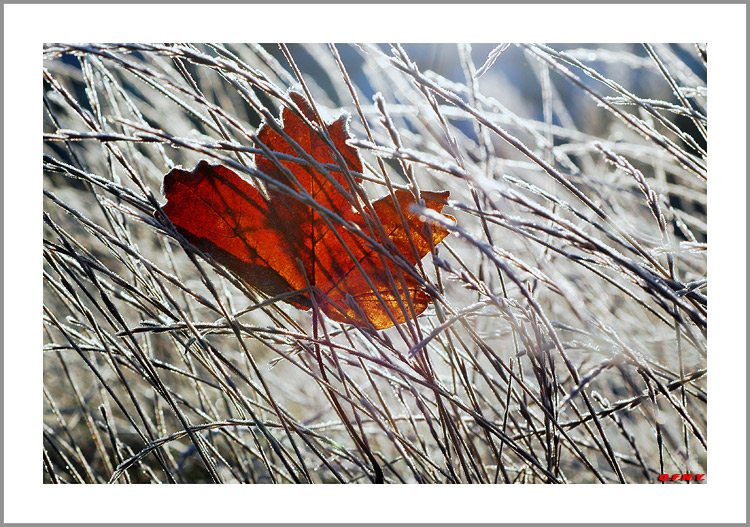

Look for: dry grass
[43,43,707,483]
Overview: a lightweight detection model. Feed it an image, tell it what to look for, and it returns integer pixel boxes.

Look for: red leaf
[161,92,453,329]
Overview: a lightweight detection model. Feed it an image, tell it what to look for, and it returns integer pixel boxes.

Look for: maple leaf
[161,92,453,329]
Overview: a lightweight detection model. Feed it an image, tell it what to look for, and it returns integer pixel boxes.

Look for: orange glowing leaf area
[161,92,453,329]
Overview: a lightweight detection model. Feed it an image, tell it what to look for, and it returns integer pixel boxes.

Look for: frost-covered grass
[43,43,707,483]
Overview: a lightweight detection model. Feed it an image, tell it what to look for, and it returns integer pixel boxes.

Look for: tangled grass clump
[43,43,707,484]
